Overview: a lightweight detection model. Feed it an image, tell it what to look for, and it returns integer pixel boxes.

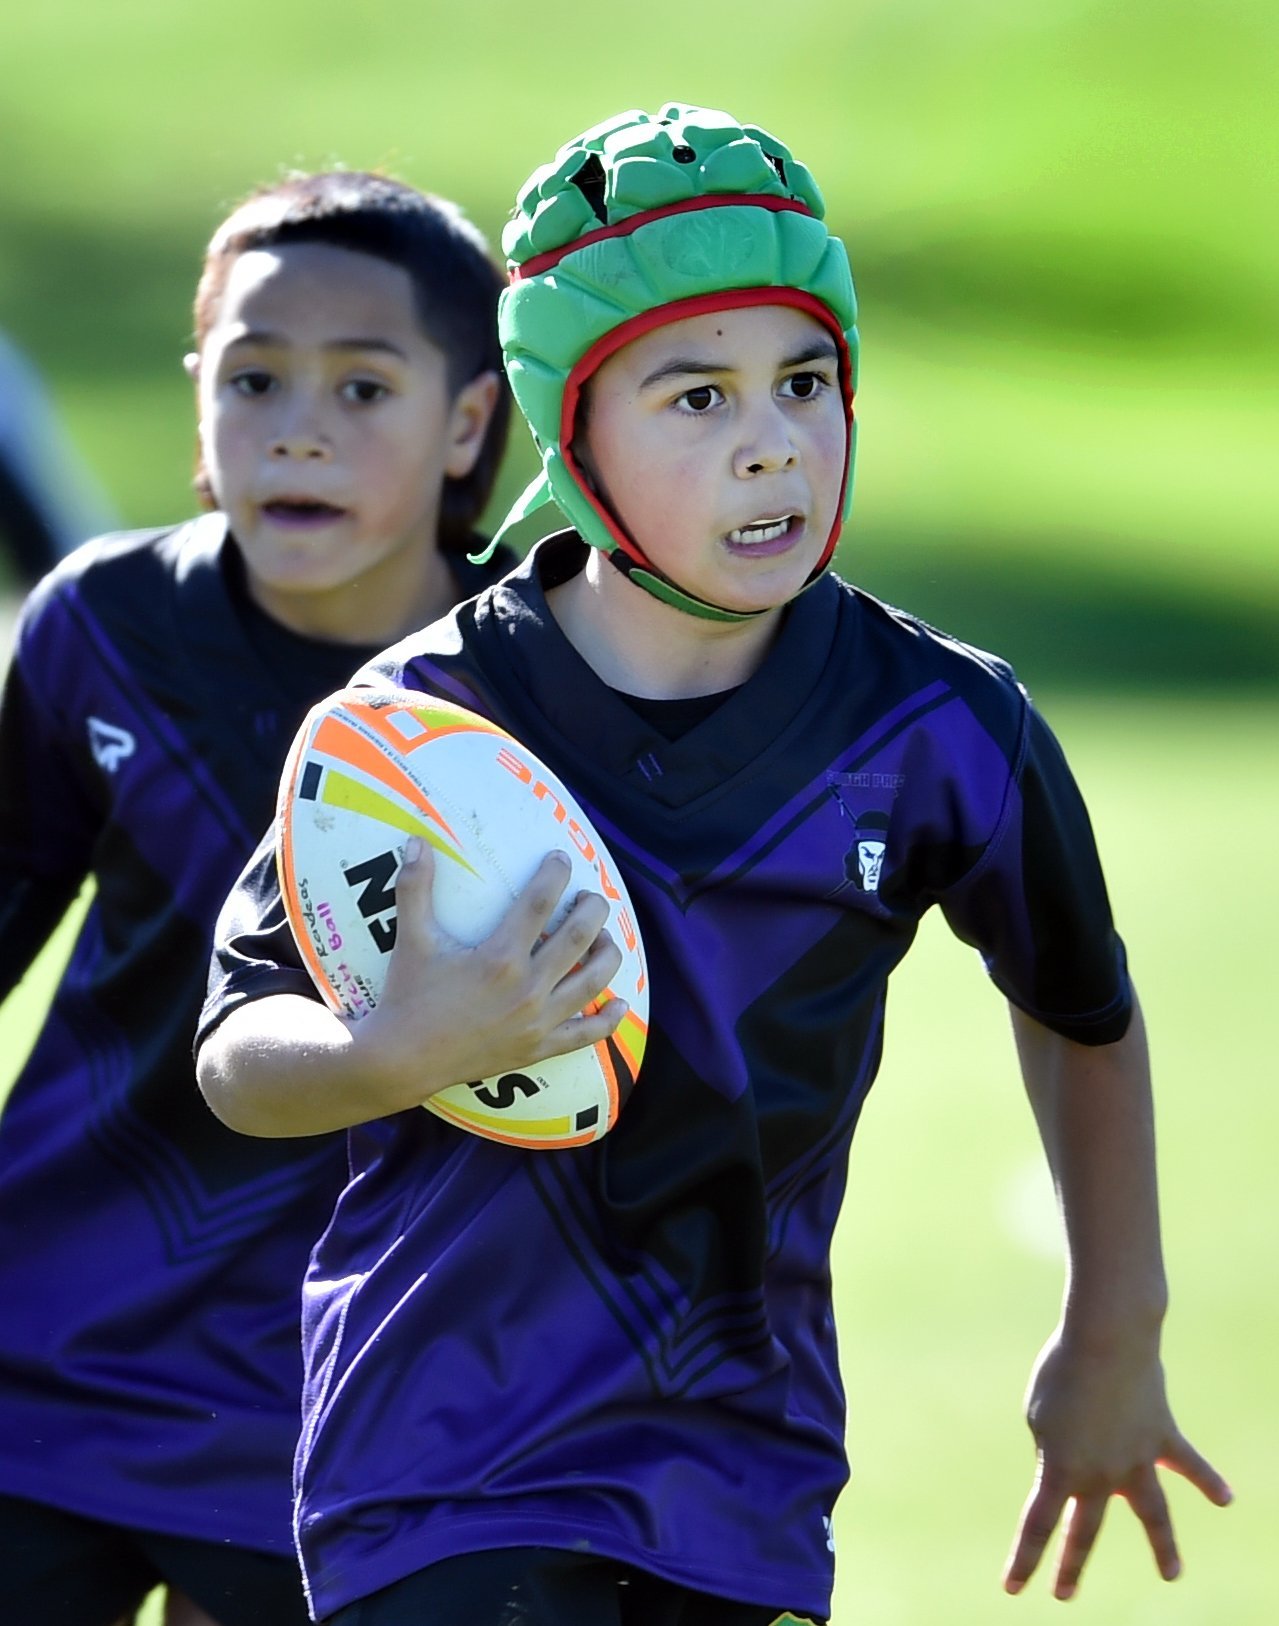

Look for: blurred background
[1,1,1273,1620]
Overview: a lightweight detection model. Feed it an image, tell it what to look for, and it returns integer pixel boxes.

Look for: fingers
[540,930,627,1050]
[401,846,598,974]
[553,927,624,1010]
[1123,1464,1180,1582]
[1160,1433,1235,1508]
[1052,1494,1108,1600]
[542,995,629,1060]
[537,886,613,975]
[1005,1483,1111,1602]
[508,850,576,948]
[1005,1446,1233,1600]
[517,863,618,996]
[1003,1475,1066,1595]
[393,835,437,944]
[395,845,625,1079]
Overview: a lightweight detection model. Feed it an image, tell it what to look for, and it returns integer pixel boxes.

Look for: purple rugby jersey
[199,533,1131,1617]
[0,515,509,1553]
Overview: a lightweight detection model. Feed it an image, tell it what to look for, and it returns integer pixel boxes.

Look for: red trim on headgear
[560,287,855,579]
[509,193,814,283]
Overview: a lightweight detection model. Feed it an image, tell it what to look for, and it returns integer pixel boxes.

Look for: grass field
[4,696,1272,1624]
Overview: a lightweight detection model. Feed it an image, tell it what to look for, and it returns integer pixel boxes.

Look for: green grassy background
[0,0,1273,1619]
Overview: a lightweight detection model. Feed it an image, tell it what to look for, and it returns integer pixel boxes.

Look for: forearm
[1012,992,1168,1346]
[1004,990,1232,1598]
[196,993,427,1138]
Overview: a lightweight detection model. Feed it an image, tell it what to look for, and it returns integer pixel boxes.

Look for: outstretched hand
[1003,1330,1232,1601]
[356,837,627,1107]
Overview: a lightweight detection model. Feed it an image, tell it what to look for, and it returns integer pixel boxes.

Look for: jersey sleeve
[939,700,1132,1045]
[195,825,319,1052]
[0,589,99,998]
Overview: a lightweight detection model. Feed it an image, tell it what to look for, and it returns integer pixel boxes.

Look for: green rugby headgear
[488,102,859,623]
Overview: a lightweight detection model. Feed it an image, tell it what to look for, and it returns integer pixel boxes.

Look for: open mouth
[725,514,799,548]
[261,499,347,525]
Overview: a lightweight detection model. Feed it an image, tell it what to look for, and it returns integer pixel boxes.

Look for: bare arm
[1002,991,1232,1599]
[197,841,625,1138]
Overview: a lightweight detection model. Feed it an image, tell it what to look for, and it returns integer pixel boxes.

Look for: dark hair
[192,170,511,552]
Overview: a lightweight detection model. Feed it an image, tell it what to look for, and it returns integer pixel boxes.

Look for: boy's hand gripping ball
[276,688,648,1147]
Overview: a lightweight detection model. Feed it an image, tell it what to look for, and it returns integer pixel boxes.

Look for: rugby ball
[275,687,648,1148]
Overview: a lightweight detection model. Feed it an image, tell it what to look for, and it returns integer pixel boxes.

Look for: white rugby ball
[275,687,648,1148]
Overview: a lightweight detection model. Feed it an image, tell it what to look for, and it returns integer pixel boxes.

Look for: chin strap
[604,549,771,623]
[475,469,815,622]
[467,469,552,566]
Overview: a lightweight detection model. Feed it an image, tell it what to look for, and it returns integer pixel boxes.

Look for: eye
[780,370,831,401]
[341,378,391,405]
[229,368,275,397]
[677,383,722,414]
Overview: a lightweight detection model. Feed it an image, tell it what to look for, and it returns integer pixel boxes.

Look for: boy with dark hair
[198,108,1229,1625]
[0,171,512,1625]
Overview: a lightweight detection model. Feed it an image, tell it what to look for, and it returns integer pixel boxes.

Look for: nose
[270,429,330,461]
[734,400,797,477]
[269,397,331,462]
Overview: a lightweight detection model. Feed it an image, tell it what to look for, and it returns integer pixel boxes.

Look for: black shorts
[0,1492,310,1626]
[327,1546,825,1626]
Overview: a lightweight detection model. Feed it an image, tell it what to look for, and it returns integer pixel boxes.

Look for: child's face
[191,241,492,639]
[577,304,847,617]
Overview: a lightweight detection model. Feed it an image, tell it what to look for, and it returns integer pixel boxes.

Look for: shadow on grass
[846,530,1279,695]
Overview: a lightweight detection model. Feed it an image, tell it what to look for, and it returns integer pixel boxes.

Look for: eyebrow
[224,329,410,361]
[638,337,840,390]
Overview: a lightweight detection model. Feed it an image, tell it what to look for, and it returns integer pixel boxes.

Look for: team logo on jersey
[845,812,888,893]
[87,716,136,773]
[828,770,896,897]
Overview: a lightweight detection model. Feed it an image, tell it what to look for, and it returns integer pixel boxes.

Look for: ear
[443,369,501,479]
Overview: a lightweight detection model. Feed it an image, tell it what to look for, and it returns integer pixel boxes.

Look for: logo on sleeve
[87,716,136,773]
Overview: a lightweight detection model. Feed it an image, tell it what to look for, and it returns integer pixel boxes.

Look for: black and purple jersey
[199,534,1131,1617]
[0,514,510,1554]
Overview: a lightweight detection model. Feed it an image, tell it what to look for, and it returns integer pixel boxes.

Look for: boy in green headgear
[198,104,1230,1625]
